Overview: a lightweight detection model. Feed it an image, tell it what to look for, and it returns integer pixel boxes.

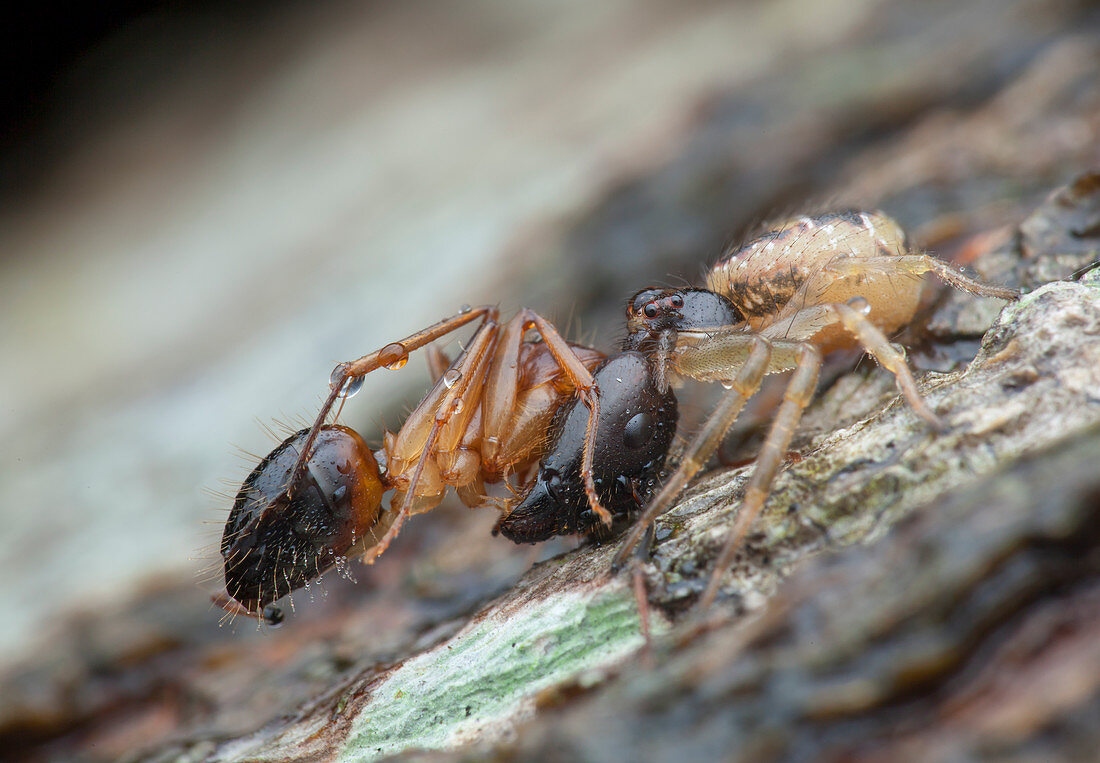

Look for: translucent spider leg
[824,301,945,430]
[611,336,772,570]
[824,254,1018,301]
[769,299,946,430]
[696,343,822,611]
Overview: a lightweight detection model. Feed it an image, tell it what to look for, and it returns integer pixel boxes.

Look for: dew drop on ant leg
[443,369,462,388]
[847,296,872,315]
[459,304,472,314]
[329,364,364,398]
[343,377,365,398]
[380,342,409,370]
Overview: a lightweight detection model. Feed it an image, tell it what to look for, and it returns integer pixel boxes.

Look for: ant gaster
[219,210,1017,622]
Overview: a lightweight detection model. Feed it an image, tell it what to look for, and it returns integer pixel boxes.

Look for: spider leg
[696,343,822,611]
[611,336,772,570]
[825,254,1018,301]
[828,301,946,430]
[767,301,945,430]
[630,520,657,666]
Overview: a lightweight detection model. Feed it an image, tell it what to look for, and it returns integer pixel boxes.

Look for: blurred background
[1,0,1097,759]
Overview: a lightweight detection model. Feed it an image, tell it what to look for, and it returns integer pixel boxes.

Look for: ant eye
[670,294,684,308]
[643,302,659,319]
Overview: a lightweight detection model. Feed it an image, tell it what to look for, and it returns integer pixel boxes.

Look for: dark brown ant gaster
[218,210,1017,624]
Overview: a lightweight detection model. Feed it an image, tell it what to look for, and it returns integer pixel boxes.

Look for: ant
[218,308,677,621]
[217,210,1017,624]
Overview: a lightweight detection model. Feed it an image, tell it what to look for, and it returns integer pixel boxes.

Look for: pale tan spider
[606,210,1017,609]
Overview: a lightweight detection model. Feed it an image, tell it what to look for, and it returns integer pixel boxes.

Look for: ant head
[624,288,742,350]
[221,425,384,614]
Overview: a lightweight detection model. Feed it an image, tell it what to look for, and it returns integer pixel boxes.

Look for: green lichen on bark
[341,587,646,761]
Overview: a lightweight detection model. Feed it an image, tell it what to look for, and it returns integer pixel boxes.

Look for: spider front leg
[610,335,772,570]
[697,343,821,611]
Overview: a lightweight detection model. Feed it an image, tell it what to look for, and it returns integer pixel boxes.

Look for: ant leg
[361,314,501,563]
[288,306,497,498]
[696,343,822,612]
[426,345,452,384]
[516,311,611,527]
[480,312,532,470]
[612,336,773,570]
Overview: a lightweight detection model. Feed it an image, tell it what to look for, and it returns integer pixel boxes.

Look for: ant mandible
[218,210,1016,623]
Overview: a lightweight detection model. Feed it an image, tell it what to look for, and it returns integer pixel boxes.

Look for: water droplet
[380,342,408,370]
[332,485,348,503]
[847,296,871,315]
[443,369,462,388]
[263,605,284,627]
[329,364,346,388]
[334,555,358,582]
[341,376,364,399]
[459,304,472,314]
[720,380,735,390]
[450,398,464,414]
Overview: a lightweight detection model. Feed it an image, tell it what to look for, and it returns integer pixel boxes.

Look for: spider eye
[670,294,684,308]
[643,302,659,319]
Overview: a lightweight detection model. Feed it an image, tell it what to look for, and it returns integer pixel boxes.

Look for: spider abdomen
[706,211,920,345]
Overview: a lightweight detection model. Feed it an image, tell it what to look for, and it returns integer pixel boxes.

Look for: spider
[599,209,1018,609]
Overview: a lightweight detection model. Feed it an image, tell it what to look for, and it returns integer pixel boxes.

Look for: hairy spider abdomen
[707,211,922,351]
